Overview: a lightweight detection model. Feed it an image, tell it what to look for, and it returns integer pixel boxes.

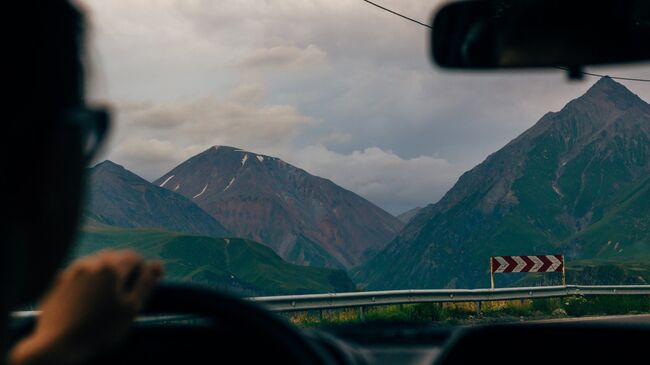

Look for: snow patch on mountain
[159,175,174,187]
[193,184,208,199]
[224,177,236,191]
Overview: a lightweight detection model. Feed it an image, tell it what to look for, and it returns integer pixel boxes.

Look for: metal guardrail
[249,285,650,312]
[12,285,650,319]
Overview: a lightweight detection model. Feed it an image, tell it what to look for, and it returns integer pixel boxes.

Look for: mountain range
[356,77,650,289]
[81,148,405,293]
[153,146,404,269]
[80,160,359,294]
[82,77,650,292]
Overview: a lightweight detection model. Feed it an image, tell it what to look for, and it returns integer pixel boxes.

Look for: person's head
[3,1,108,311]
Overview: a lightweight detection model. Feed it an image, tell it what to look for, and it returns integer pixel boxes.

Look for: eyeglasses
[59,106,110,165]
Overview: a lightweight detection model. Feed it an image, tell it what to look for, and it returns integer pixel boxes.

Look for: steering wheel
[135,283,337,364]
[9,283,339,365]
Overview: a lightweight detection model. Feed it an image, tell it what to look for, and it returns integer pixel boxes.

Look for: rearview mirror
[432,0,650,70]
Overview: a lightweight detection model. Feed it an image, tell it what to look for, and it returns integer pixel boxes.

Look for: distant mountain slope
[564,171,650,260]
[74,225,355,296]
[84,161,228,237]
[357,77,650,289]
[397,207,422,224]
[154,146,404,269]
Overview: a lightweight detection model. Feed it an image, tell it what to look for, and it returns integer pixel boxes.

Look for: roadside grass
[287,296,650,327]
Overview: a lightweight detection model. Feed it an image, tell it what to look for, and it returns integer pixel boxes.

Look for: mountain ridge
[84,160,229,237]
[357,77,650,289]
[397,207,422,224]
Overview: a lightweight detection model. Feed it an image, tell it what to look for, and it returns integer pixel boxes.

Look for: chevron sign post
[490,255,565,288]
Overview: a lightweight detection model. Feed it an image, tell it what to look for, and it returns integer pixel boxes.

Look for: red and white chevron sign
[490,255,564,273]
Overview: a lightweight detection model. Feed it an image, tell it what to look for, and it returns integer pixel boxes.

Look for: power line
[361,0,431,29]
[360,0,650,83]
[553,66,650,83]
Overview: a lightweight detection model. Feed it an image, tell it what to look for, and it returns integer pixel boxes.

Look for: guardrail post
[490,258,495,289]
[318,310,323,322]
[476,301,482,315]
[358,306,365,321]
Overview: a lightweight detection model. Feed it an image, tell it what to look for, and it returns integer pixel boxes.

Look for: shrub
[562,295,650,317]
[563,295,590,316]
[531,298,562,313]
[410,303,444,321]
[551,308,568,317]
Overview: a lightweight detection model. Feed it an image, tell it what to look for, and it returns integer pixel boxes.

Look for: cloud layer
[289,146,462,214]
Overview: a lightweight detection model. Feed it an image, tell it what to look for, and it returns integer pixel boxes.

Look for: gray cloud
[238,44,328,70]
[104,84,464,213]
[287,145,463,214]
[105,87,316,177]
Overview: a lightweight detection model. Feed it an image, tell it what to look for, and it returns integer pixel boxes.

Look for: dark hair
[2,0,85,354]
[12,1,84,108]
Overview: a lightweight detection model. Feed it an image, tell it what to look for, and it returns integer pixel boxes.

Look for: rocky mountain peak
[571,77,648,112]
[92,160,126,173]
[585,76,638,98]
[155,146,404,269]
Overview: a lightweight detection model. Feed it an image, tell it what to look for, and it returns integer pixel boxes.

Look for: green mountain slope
[564,172,650,260]
[356,77,650,289]
[74,225,355,296]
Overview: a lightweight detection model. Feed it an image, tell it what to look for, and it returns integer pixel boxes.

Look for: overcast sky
[78,0,650,215]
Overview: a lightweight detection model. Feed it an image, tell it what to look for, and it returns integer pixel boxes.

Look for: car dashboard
[10,314,650,365]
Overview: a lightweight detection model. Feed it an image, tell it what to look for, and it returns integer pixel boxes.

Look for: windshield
[76,0,650,326]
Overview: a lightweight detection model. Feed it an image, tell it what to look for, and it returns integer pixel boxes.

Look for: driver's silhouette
[3,2,163,364]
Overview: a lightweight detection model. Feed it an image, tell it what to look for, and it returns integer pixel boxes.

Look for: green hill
[74,225,355,296]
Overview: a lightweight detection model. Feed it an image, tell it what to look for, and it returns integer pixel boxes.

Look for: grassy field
[287,295,650,327]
